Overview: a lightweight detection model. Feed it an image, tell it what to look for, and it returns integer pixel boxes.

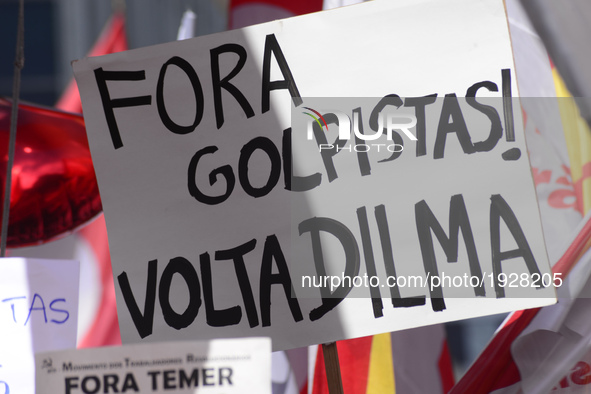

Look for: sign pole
[322,342,344,394]
[1,0,24,257]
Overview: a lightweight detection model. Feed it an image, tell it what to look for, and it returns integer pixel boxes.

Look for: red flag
[55,13,127,114]
[452,214,591,393]
[55,12,128,348]
[229,0,323,29]
[312,337,374,394]
[77,214,121,347]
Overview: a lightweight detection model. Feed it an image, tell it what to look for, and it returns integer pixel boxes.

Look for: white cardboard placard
[35,337,271,394]
[0,258,79,393]
[73,0,555,350]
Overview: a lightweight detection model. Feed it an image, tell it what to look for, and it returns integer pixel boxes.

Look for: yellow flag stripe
[366,333,395,393]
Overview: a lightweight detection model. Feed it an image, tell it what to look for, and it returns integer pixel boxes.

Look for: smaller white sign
[35,337,271,394]
[0,257,80,394]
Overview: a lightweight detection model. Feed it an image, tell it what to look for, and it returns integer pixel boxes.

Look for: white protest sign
[73,0,555,351]
[35,337,271,394]
[0,258,79,393]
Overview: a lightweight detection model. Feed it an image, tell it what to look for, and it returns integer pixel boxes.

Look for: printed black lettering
[434,94,475,159]
[202,368,215,386]
[404,94,437,157]
[368,95,405,163]
[299,217,360,321]
[215,240,259,327]
[103,374,119,393]
[219,367,233,385]
[163,370,176,389]
[375,204,426,308]
[210,43,255,128]
[156,56,204,134]
[260,235,303,326]
[261,34,302,112]
[352,107,372,174]
[466,81,502,152]
[81,376,100,394]
[502,68,515,141]
[313,113,347,182]
[65,377,79,394]
[179,369,199,388]
[200,252,242,327]
[415,195,485,311]
[490,194,542,298]
[147,371,160,391]
[188,146,236,205]
[238,137,281,198]
[93,68,152,149]
[118,260,157,339]
[158,257,202,330]
[121,373,139,392]
[356,206,384,317]
[283,127,322,191]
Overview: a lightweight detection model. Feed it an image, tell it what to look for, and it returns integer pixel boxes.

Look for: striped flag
[311,329,454,394]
